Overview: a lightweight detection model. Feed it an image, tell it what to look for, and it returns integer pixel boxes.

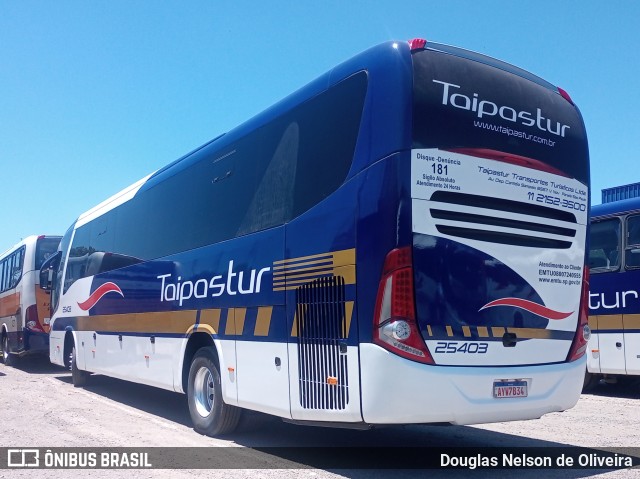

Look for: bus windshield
[35,237,61,271]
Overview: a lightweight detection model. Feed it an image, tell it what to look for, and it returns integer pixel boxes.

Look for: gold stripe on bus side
[254,306,273,336]
[273,277,329,291]
[290,305,304,338]
[334,264,356,286]
[491,327,506,338]
[445,325,453,337]
[199,309,221,334]
[597,314,623,331]
[332,249,356,268]
[81,310,197,334]
[225,308,246,336]
[272,257,333,272]
[623,314,640,330]
[462,325,471,337]
[477,326,489,338]
[273,266,334,281]
[273,252,333,266]
[506,327,556,340]
[273,248,356,291]
[290,302,353,339]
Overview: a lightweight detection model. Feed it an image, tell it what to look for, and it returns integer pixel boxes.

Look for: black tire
[70,345,89,387]
[187,347,241,436]
[2,334,14,367]
[583,371,600,392]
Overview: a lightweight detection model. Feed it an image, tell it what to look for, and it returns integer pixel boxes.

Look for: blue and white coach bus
[585,197,640,389]
[42,38,590,435]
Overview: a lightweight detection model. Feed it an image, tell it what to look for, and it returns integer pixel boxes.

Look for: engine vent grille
[295,276,349,410]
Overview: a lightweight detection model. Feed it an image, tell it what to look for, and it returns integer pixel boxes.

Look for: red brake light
[373,247,434,364]
[408,38,427,51]
[567,266,590,362]
[558,87,575,106]
[25,304,44,333]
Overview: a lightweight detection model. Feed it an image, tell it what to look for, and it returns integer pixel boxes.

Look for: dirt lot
[1,356,639,479]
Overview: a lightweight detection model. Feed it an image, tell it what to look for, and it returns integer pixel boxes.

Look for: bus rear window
[411,48,589,185]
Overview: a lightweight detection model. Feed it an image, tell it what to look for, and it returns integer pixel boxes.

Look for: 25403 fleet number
[434,342,489,354]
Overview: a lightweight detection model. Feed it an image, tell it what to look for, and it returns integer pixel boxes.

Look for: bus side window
[589,218,620,272]
[625,215,640,268]
[0,258,5,292]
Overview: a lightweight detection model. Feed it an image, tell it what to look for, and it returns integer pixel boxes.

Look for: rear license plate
[493,380,528,399]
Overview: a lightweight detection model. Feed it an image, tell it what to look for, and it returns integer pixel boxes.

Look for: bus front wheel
[187,347,241,436]
[69,345,90,387]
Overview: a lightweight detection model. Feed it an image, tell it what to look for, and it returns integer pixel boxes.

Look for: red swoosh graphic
[479,298,573,320]
[77,282,124,311]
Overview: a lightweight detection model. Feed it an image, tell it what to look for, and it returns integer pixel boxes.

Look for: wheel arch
[63,327,76,369]
[181,332,219,394]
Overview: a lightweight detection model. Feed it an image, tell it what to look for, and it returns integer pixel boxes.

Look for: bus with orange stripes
[1,235,61,365]
[42,38,590,436]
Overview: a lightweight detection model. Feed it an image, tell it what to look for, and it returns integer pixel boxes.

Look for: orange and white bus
[1,235,61,365]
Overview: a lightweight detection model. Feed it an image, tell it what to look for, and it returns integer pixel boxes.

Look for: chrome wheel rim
[194,366,215,417]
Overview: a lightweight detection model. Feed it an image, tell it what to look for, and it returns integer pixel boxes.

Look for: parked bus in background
[1,235,61,365]
[585,197,640,389]
[42,38,590,436]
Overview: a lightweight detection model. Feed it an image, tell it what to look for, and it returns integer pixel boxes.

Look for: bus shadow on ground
[585,378,640,399]
[9,355,62,374]
[51,373,639,479]
[228,422,640,478]
[53,372,192,427]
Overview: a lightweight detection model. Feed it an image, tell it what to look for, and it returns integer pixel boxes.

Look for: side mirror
[39,251,61,292]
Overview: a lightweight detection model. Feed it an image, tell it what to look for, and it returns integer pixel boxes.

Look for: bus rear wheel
[583,371,600,392]
[1,334,14,367]
[187,347,241,436]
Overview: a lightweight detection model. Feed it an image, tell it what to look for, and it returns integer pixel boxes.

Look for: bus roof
[75,39,582,226]
[592,196,640,219]
[141,39,570,195]
[0,235,61,259]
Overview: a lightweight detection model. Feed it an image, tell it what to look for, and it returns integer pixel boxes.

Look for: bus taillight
[25,304,44,333]
[567,267,590,362]
[373,247,434,364]
[408,38,427,51]
[558,87,575,106]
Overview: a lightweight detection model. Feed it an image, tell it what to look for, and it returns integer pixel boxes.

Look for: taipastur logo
[433,80,570,138]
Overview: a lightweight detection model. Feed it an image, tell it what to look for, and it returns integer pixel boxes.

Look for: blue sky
[1,1,639,253]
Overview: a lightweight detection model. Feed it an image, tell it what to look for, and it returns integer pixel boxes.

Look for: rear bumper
[21,329,49,356]
[4,329,49,357]
[360,342,584,425]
